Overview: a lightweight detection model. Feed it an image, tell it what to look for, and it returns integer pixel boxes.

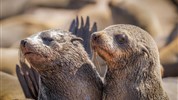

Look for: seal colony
[19,29,103,100]
[91,24,169,100]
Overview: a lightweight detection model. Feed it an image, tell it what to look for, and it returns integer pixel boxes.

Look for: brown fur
[20,29,103,100]
[91,24,169,100]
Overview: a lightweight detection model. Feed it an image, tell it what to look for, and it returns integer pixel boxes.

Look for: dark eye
[42,37,54,45]
[42,37,53,42]
[115,34,128,44]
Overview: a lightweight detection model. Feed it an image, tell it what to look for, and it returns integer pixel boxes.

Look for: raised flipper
[16,61,39,99]
[69,16,97,58]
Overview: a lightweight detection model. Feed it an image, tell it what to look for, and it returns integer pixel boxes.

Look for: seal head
[91,24,157,70]
[20,29,85,73]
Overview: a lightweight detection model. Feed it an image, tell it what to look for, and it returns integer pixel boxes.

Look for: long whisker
[19,48,25,64]
[92,51,101,74]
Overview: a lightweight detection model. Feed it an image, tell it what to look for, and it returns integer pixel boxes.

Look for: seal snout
[20,39,28,47]
[91,33,101,50]
[20,39,34,55]
[91,33,100,41]
[91,32,104,46]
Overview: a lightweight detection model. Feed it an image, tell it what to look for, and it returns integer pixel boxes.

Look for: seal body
[91,24,169,100]
[20,29,103,100]
[160,37,178,77]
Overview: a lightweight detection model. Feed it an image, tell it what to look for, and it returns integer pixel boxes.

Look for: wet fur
[20,29,103,100]
[91,24,169,100]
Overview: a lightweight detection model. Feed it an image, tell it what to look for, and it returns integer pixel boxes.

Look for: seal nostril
[92,33,100,41]
[21,40,27,47]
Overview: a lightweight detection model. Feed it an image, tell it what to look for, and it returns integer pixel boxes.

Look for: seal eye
[42,37,54,45]
[42,37,53,42]
[115,34,128,44]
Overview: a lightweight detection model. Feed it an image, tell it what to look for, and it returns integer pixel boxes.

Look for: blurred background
[0,0,178,100]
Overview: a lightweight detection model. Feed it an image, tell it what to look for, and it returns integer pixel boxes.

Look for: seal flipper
[16,62,39,99]
[16,65,33,98]
[69,16,97,58]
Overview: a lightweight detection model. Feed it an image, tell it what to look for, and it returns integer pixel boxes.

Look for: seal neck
[38,61,102,99]
[104,61,167,99]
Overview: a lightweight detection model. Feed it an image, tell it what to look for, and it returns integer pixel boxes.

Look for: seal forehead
[104,24,136,33]
[104,24,154,42]
[49,29,69,36]
[26,29,71,45]
[104,25,131,36]
[41,29,69,37]
[27,32,41,43]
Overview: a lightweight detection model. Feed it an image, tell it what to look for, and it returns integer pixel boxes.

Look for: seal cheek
[26,53,44,62]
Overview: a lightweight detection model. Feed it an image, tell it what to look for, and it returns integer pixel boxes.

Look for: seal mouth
[91,40,109,54]
[92,44,114,56]
[24,51,39,56]
[24,52,34,55]
[93,45,114,62]
[91,33,113,57]
[24,52,33,55]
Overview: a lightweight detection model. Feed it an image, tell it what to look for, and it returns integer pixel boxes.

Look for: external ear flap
[71,37,83,43]
[140,45,149,58]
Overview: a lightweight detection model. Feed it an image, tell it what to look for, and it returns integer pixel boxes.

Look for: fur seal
[0,71,25,100]
[0,48,19,75]
[160,23,178,77]
[91,24,169,100]
[160,37,178,77]
[20,29,103,100]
